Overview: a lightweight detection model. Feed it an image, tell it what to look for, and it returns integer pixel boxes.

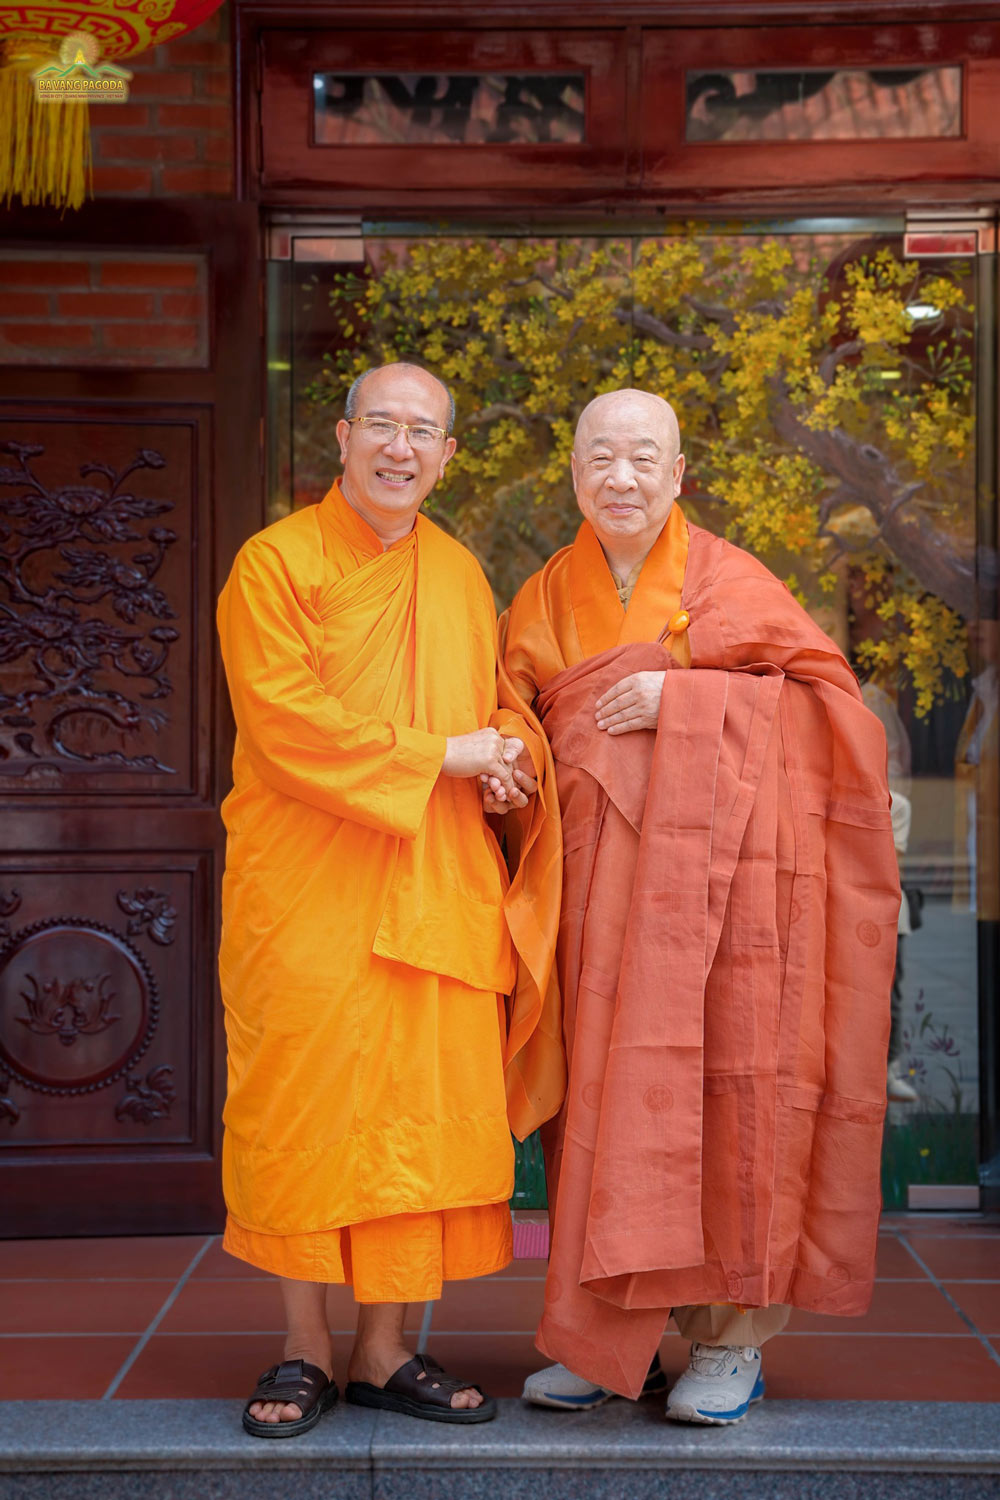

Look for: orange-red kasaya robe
[499,503,900,1396]
[216,482,562,1300]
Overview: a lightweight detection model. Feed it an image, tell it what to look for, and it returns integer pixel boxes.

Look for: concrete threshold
[1,1397,999,1499]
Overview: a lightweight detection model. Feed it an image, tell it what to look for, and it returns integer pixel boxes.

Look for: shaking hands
[480,736,537,814]
[440,728,537,813]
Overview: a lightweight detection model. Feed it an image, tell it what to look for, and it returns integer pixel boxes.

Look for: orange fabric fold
[223,1202,512,1300]
[500,506,900,1397]
[496,625,566,1142]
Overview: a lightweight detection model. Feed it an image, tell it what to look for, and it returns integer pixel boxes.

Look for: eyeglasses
[347,416,448,449]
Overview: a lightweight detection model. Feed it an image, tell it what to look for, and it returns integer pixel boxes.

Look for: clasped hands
[441,728,537,814]
[442,669,665,819]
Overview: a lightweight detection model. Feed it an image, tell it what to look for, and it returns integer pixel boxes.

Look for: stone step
[1,1397,999,1499]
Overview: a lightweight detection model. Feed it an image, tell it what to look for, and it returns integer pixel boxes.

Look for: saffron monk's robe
[499,503,900,1397]
[217,482,563,1298]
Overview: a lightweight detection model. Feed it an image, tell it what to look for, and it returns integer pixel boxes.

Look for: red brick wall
[89,2,234,199]
[0,252,210,366]
[1,7,233,363]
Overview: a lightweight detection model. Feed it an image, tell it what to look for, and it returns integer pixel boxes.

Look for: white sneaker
[888,1059,919,1102]
[665,1343,764,1425]
[523,1356,666,1410]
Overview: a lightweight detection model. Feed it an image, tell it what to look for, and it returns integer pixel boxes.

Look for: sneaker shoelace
[688,1343,756,1376]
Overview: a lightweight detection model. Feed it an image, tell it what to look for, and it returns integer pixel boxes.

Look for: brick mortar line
[92,137,230,146]
[95,128,227,139]
[99,1235,216,1399]
[92,114,230,123]
[1,317,201,323]
[898,1235,1000,1369]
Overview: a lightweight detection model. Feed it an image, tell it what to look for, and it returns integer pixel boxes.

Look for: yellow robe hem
[223,1202,513,1300]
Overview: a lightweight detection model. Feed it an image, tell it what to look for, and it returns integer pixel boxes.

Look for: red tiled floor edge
[1,1337,137,1401]
[3,1280,176,1337]
[0,1235,210,1280]
[100,1236,216,1400]
[0,1217,997,1402]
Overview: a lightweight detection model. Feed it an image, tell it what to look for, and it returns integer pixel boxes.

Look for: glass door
[267,217,995,1211]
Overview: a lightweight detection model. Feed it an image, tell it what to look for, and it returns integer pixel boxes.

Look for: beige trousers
[672,1303,790,1346]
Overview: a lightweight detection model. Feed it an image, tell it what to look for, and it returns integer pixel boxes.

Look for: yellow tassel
[0,40,92,213]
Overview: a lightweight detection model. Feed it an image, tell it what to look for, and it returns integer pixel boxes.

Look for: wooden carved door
[0,203,261,1235]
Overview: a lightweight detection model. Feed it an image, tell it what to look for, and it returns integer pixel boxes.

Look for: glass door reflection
[268,219,990,1208]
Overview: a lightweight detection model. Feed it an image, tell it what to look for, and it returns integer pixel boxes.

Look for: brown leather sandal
[345,1353,497,1423]
[242,1358,339,1438]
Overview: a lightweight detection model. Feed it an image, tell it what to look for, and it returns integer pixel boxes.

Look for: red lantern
[0,1,227,210]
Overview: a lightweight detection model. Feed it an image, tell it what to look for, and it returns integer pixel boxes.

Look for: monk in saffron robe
[501,389,900,1423]
[218,363,560,1437]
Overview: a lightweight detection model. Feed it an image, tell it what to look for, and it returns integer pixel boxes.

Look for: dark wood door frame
[235,3,1000,212]
[0,202,263,1235]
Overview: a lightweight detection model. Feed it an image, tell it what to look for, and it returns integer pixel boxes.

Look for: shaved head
[575,389,681,459]
[570,387,686,575]
[335,361,458,547]
[346,361,455,433]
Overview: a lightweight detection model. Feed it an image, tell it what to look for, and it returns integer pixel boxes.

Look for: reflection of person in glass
[501,390,900,1425]
[956,604,999,923]
[848,576,919,1104]
[860,681,918,1102]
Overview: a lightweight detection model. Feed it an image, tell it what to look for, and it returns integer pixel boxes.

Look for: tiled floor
[1,1214,998,1404]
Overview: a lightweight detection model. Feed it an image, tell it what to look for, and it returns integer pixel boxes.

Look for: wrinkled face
[571,393,685,555]
[336,366,456,533]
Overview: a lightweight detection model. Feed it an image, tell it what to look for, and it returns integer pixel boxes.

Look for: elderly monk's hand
[482,741,537,814]
[595,671,666,735]
[442,727,518,796]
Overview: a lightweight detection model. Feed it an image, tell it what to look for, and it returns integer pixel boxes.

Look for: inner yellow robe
[217,482,531,1297]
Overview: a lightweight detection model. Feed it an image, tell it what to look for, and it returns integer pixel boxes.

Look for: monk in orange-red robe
[502,389,899,1415]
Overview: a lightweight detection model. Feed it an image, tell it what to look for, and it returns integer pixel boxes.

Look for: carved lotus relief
[0,920,157,1093]
[18,972,120,1047]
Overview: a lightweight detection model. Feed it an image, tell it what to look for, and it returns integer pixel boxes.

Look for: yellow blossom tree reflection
[306,233,975,712]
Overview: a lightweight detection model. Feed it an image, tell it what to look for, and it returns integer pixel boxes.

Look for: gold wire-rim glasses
[347,416,449,448]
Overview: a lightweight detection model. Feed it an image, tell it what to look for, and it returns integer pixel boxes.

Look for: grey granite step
[1,1398,998,1499]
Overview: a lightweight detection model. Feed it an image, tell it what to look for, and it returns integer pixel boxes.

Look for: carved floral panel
[0,416,203,794]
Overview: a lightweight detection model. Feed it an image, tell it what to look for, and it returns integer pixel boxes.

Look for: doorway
[266,216,997,1211]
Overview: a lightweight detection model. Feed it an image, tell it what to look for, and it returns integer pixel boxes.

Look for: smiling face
[335,365,457,545]
[571,390,685,571]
